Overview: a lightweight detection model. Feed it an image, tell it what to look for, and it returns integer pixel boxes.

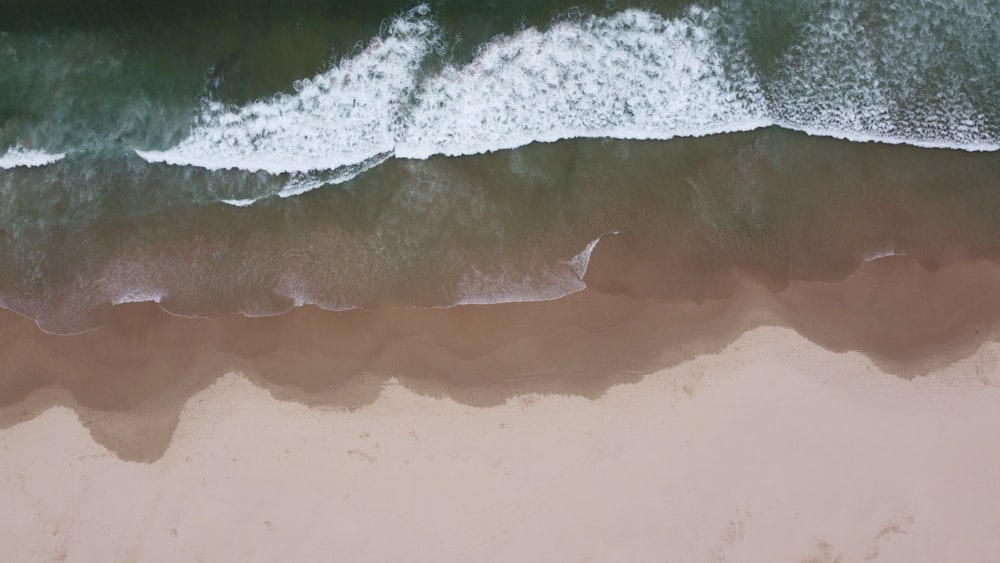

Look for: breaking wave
[0,145,65,170]
[135,3,998,194]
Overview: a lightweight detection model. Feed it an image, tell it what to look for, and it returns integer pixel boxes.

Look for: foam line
[135,4,999,193]
[0,145,66,170]
[455,233,611,306]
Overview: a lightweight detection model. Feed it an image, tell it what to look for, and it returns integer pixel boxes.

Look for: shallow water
[0,0,998,334]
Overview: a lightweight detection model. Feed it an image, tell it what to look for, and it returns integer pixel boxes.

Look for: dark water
[1,0,998,334]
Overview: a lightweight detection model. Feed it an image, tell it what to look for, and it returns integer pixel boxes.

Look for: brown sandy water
[3,252,1000,462]
[3,130,999,334]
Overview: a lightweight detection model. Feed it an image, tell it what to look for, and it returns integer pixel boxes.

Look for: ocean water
[1,0,998,334]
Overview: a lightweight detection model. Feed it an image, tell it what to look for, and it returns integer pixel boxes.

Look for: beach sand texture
[2,327,999,562]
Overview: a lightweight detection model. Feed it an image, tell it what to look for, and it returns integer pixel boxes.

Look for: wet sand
[2,255,1000,560]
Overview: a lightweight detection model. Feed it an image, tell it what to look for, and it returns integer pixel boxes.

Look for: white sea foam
[137,5,437,175]
[455,234,608,306]
[762,0,1000,152]
[778,123,1000,152]
[221,198,258,207]
[136,4,999,191]
[110,289,165,305]
[864,244,907,263]
[0,145,66,169]
[399,8,764,159]
[276,151,391,198]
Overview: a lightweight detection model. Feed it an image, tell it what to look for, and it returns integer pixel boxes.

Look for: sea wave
[0,145,66,170]
[136,5,437,176]
[132,3,998,191]
[454,234,610,306]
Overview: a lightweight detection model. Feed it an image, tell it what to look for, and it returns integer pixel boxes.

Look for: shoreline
[2,255,1000,461]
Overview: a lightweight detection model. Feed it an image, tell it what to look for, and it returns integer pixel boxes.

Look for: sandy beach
[3,256,1000,561]
[3,324,1000,562]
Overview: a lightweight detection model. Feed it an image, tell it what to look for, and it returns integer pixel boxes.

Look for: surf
[131,2,998,196]
[0,145,65,169]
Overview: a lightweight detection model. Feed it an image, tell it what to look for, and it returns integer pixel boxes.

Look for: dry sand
[3,325,1000,562]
